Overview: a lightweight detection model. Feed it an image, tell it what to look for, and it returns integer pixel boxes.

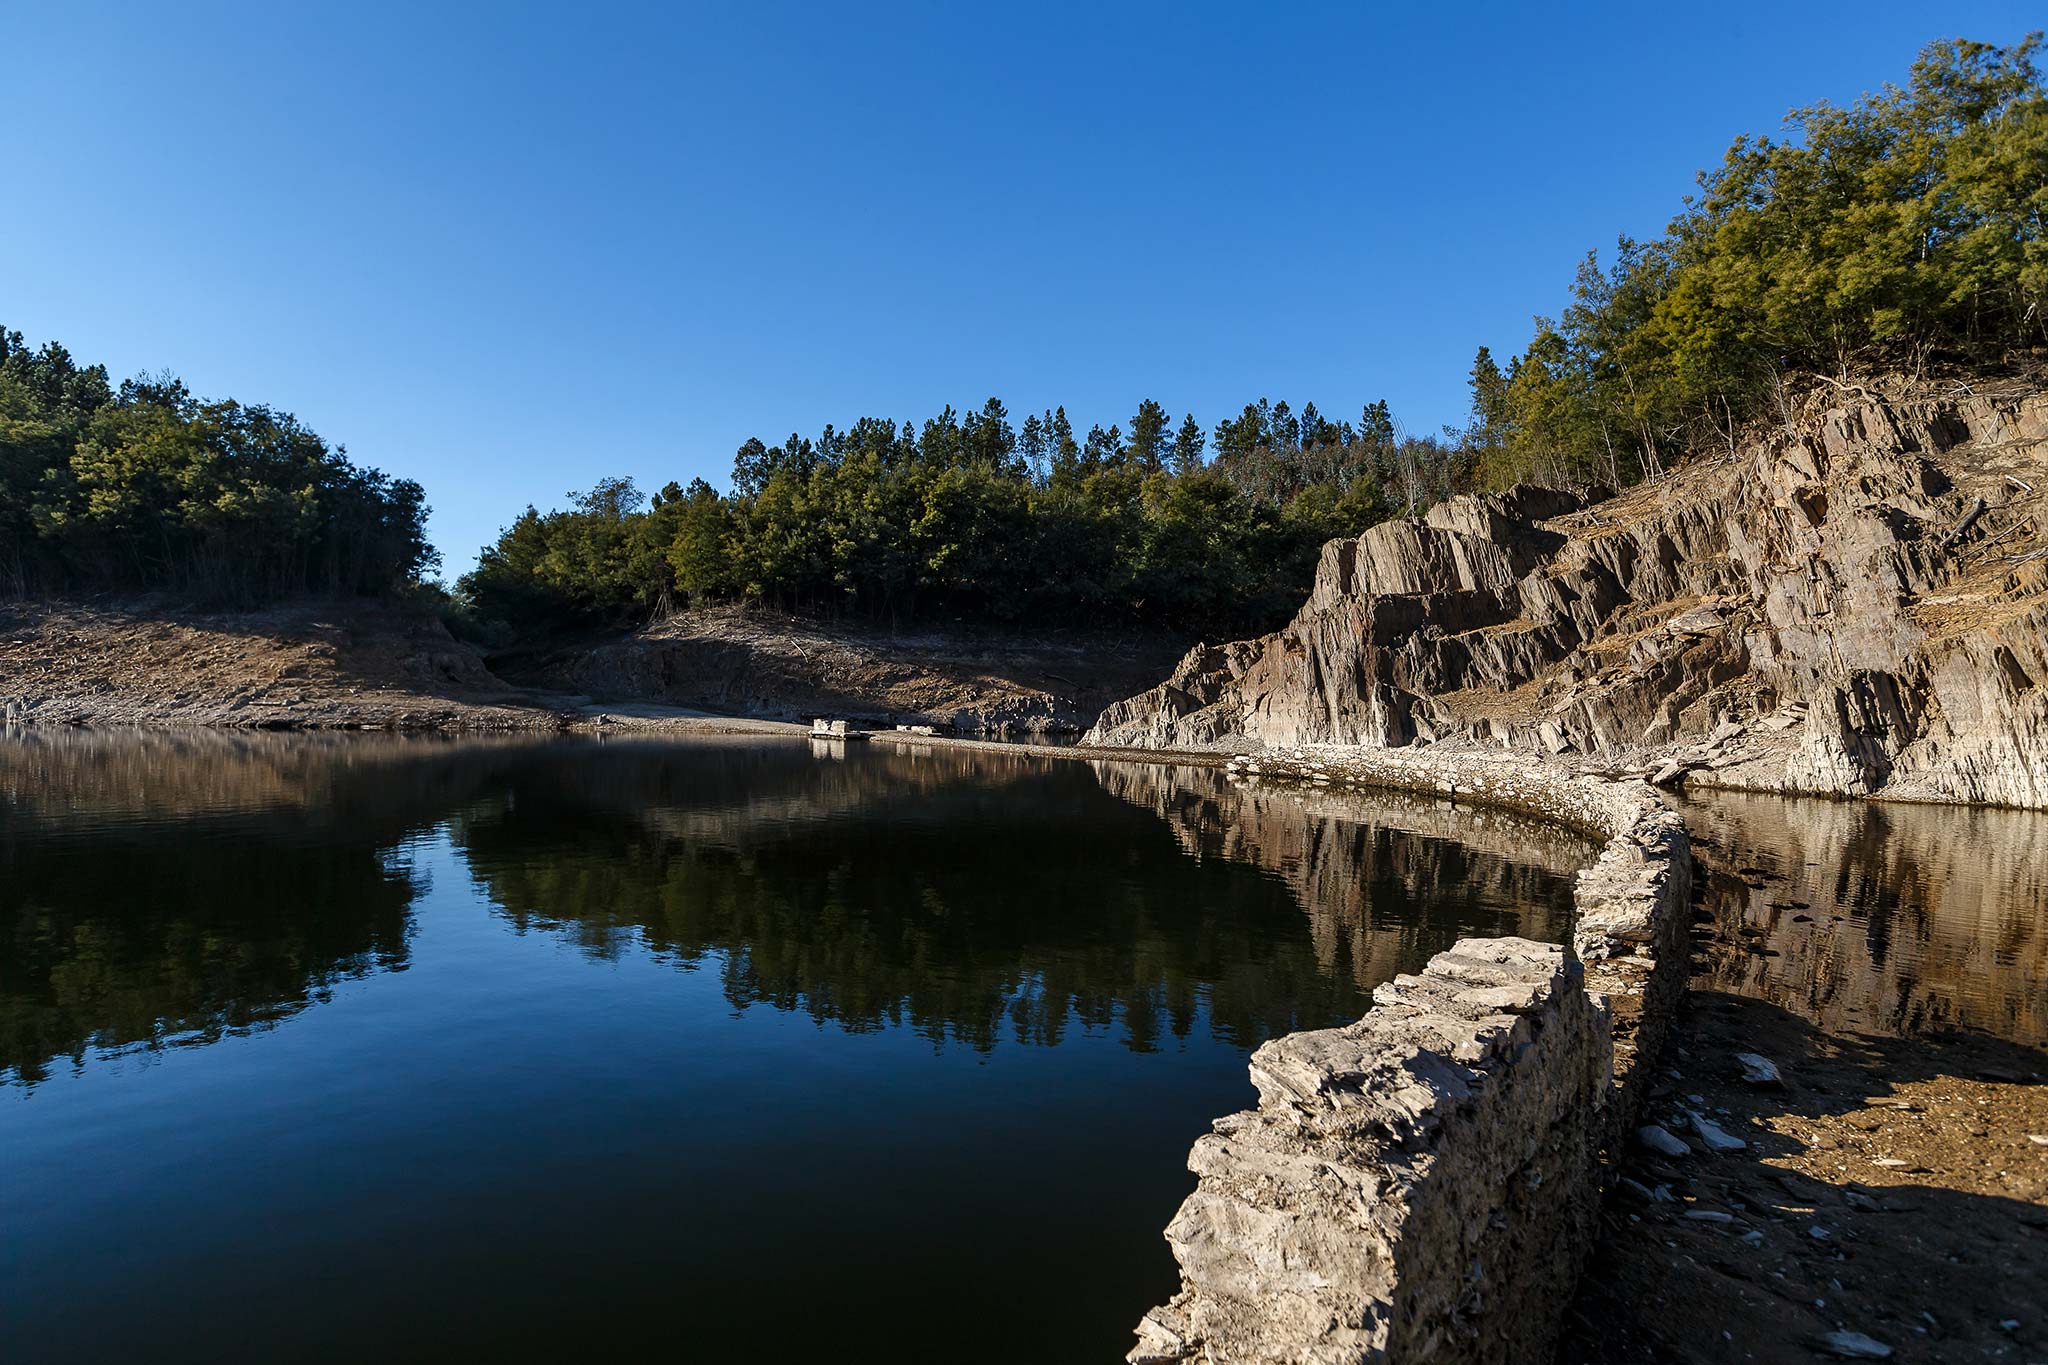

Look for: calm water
[0,732,1584,1363]
[1680,789,2048,1045]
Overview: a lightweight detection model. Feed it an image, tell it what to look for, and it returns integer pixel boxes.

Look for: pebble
[1637,1124,1692,1158]
[1684,1209,1735,1223]
[2027,1134,2048,1146]
[1735,1051,1784,1087]
[1815,1329,1892,1358]
[1687,1108,1749,1152]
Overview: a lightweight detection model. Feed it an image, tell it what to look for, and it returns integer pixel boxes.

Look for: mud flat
[1559,790,2048,1365]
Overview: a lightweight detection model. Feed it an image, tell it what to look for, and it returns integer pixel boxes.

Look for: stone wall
[1129,747,1691,1365]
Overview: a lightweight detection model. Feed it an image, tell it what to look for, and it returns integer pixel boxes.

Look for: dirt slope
[0,599,553,731]
[1,599,1194,738]
[500,606,1192,735]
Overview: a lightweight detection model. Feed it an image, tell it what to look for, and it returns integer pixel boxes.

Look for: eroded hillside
[1088,378,2048,809]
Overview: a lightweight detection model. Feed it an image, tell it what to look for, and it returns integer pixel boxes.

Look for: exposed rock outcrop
[1132,935,1605,1365]
[1086,379,2048,809]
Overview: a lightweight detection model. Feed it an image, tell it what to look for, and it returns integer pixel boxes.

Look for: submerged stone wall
[1130,746,1690,1365]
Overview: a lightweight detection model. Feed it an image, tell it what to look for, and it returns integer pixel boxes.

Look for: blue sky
[4,2,2039,576]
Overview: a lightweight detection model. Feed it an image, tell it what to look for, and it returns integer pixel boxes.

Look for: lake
[1679,788,2048,1046]
[0,731,1588,1363]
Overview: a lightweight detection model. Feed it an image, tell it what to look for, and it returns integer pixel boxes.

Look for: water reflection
[0,731,536,1087]
[1681,790,2048,1044]
[0,731,1585,1088]
[0,840,415,1087]
[1096,763,1591,988]
[0,730,1592,1363]
[445,741,1375,1053]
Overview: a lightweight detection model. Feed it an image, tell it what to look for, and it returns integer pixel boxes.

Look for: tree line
[8,35,2039,638]
[468,34,2046,637]
[1463,35,2047,491]
[0,329,437,600]
[457,396,1467,635]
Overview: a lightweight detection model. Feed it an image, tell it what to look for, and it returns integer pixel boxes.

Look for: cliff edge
[1086,377,2048,809]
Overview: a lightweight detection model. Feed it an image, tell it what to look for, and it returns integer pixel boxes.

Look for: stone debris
[1735,1051,1784,1087]
[1686,1108,1749,1152]
[1815,1328,1893,1358]
[1638,1124,1693,1158]
[1667,606,1729,638]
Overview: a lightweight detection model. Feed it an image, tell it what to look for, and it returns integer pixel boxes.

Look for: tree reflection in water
[2,731,1589,1086]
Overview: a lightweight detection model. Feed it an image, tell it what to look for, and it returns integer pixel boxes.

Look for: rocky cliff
[1086,378,2048,809]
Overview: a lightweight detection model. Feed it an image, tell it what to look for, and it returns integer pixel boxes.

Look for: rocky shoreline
[9,384,2046,1363]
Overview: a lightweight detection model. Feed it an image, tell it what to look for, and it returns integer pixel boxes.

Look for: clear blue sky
[4,2,2038,576]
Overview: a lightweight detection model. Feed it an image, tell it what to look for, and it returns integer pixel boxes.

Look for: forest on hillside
[1464,34,2048,489]
[460,34,2048,636]
[460,399,1457,635]
[0,331,435,600]
[4,35,2041,640]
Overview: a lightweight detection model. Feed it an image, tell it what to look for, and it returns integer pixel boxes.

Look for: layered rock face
[1087,380,2048,808]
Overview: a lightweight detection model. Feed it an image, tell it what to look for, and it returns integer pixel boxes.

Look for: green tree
[1171,413,1206,474]
[1128,399,1172,473]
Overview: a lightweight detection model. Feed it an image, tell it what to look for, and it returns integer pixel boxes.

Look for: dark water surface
[1,733,1585,1363]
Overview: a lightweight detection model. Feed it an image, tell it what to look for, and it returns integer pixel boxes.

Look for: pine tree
[1129,398,1171,472]
[1171,414,1206,474]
